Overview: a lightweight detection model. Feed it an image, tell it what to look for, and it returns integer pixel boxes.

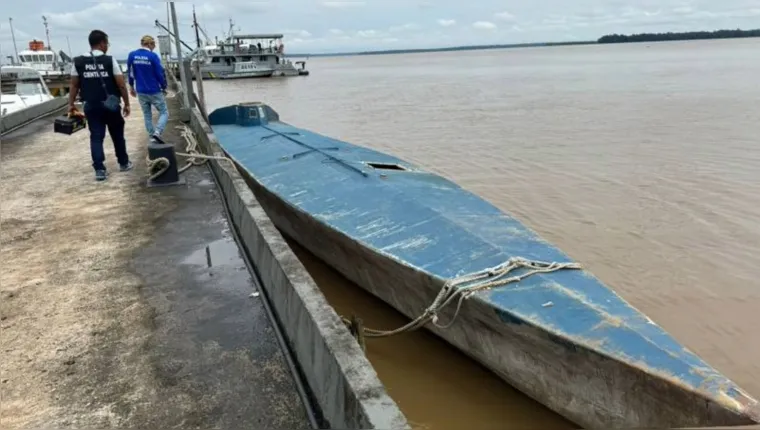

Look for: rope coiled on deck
[343,257,582,339]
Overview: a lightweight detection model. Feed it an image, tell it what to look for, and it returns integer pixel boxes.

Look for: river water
[199,38,760,428]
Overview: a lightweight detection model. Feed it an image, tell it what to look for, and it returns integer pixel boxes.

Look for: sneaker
[95,169,108,181]
[119,161,134,172]
[151,132,166,144]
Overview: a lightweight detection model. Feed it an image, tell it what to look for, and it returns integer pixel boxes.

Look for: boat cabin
[17,40,64,76]
[199,34,288,68]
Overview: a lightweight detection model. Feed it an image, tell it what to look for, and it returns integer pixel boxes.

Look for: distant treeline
[598,29,760,44]
[289,41,595,58]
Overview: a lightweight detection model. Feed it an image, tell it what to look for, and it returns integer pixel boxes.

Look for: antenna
[42,16,52,49]
[8,18,19,65]
[192,4,202,49]
[42,15,57,69]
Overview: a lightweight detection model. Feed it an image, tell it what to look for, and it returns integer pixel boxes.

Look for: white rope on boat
[345,257,582,338]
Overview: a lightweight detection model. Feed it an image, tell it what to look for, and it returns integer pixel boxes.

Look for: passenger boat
[207,102,760,429]
[191,19,309,79]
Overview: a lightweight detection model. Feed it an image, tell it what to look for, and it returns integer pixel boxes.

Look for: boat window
[366,162,407,171]
[46,55,53,62]
[16,83,44,96]
[248,109,259,119]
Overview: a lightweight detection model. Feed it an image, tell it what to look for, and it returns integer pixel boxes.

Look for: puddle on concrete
[283,237,576,430]
[183,238,241,268]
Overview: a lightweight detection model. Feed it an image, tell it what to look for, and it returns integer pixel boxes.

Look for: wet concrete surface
[130,165,312,429]
[0,95,312,429]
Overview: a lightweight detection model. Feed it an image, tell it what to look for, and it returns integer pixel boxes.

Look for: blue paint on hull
[208,103,759,425]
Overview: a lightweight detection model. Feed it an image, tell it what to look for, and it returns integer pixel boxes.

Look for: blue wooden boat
[208,102,760,429]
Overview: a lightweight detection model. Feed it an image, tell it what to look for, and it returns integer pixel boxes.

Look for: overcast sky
[1,0,760,59]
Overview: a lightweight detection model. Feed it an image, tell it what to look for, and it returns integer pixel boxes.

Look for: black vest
[73,54,119,105]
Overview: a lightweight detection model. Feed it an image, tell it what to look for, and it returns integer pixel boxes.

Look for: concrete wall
[169,74,409,429]
[0,98,68,135]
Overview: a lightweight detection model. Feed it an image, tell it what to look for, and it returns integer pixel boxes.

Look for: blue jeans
[137,92,169,136]
[84,103,129,171]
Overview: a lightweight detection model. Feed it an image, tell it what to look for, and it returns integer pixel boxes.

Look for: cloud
[494,11,516,21]
[4,0,760,58]
[472,21,498,30]
[389,23,419,32]
[356,29,381,38]
[320,1,366,8]
[283,29,313,38]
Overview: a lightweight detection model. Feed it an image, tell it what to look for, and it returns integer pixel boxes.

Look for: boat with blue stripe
[208,102,760,429]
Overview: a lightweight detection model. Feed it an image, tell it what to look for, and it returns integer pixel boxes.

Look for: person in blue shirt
[126,35,169,142]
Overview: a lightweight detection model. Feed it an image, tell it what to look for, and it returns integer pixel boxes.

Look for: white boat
[16,39,68,78]
[0,66,55,116]
[193,28,308,79]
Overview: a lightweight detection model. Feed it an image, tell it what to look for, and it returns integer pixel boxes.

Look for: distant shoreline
[288,41,595,58]
[598,28,760,44]
[290,28,760,58]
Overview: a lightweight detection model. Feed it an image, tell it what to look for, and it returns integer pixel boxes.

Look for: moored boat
[207,102,760,429]
[1,66,56,116]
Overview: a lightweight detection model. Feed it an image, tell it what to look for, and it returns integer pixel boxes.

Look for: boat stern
[208,102,281,127]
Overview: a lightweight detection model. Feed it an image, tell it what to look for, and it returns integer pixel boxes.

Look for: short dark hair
[88,30,109,47]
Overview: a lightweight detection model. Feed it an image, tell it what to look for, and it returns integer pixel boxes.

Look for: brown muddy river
[200,38,760,428]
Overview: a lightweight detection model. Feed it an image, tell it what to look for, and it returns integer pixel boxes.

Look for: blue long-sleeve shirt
[127,48,167,95]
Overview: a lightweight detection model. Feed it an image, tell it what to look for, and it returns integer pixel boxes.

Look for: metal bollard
[146,140,186,188]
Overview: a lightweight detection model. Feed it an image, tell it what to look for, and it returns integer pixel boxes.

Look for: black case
[53,115,87,135]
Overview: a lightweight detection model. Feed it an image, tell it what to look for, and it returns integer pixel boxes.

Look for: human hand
[122,105,131,117]
[68,105,83,118]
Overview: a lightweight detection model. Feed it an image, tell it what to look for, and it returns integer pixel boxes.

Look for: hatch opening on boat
[365,162,407,171]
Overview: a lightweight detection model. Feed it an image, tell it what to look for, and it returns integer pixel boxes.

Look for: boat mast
[228,18,235,42]
[42,16,52,50]
[192,5,202,49]
[42,16,57,69]
[8,18,19,65]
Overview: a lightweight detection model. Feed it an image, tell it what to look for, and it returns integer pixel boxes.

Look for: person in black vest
[68,30,132,181]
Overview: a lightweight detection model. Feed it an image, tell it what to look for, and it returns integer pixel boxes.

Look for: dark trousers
[84,104,129,171]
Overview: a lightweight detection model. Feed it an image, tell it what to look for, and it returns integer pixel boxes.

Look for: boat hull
[209,103,760,429]
[217,71,275,79]
[245,170,755,430]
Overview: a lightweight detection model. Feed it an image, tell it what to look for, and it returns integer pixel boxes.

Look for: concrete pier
[0,96,313,428]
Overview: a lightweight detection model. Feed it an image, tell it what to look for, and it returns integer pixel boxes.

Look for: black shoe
[95,169,108,181]
[119,161,134,172]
